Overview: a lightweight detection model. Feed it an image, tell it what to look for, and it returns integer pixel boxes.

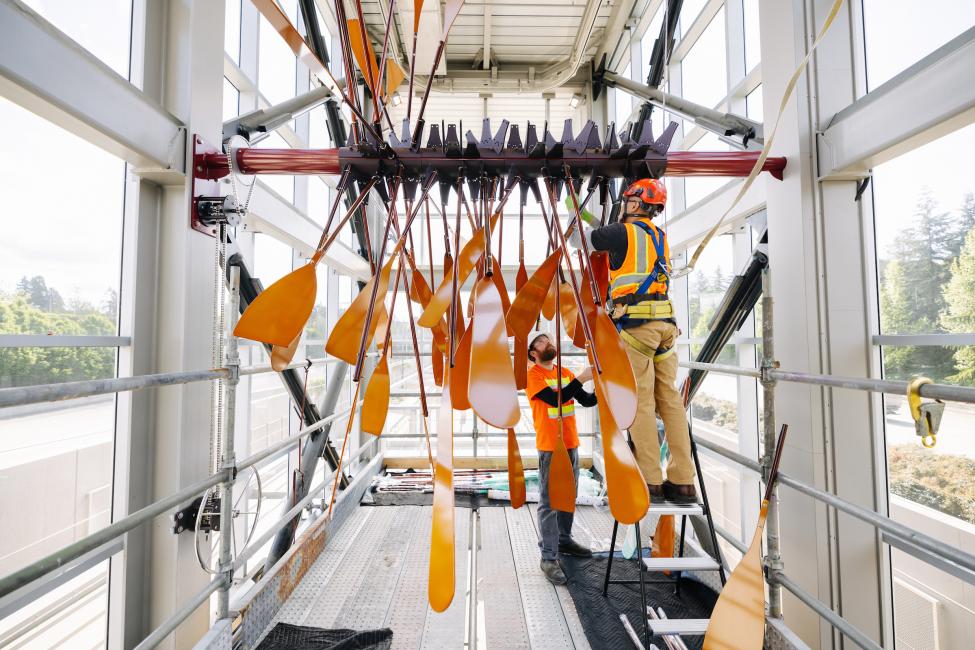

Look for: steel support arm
[601,69,764,147]
[0,0,185,173]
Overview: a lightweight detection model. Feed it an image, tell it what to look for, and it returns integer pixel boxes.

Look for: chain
[226,146,256,221]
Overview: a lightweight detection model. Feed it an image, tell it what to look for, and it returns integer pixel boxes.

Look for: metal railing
[677,267,975,650]
[0,268,414,648]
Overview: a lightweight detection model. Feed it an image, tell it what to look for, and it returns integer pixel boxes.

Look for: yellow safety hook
[907,377,944,448]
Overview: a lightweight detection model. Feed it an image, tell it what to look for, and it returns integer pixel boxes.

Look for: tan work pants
[622,320,695,485]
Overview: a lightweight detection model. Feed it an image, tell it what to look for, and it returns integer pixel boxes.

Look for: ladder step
[646,618,710,635]
[642,556,721,572]
[647,502,703,516]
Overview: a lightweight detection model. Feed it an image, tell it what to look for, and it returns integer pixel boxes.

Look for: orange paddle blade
[412,0,424,33]
[386,60,406,96]
[429,365,456,612]
[234,264,317,346]
[418,215,497,328]
[410,267,448,344]
[651,515,676,575]
[491,258,512,335]
[591,370,649,524]
[506,428,526,509]
[580,277,638,430]
[516,262,528,292]
[558,282,578,339]
[513,335,528,390]
[703,506,769,650]
[361,354,391,435]
[432,338,445,386]
[468,277,520,428]
[549,435,577,513]
[450,323,473,410]
[325,256,396,364]
[374,304,390,351]
[590,250,610,300]
[270,333,301,372]
[541,275,558,321]
[506,249,562,338]
[347,19,380,97]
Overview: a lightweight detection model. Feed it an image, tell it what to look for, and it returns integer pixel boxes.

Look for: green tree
[879,193,957,380]
[941,227,975,384]
[16,275,64,312]
[0,292,115,388]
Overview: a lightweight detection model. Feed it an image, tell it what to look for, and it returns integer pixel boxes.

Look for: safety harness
[611,221,676,362]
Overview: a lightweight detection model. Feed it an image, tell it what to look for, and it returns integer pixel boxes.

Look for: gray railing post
[760,266,784,618]
[217,266,241,618]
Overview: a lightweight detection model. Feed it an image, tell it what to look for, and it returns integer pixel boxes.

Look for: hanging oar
[411,0,467,146]
[432,339,445,386]
[326,174,438,367]
[490,258,512,334]
[430,175,466,613]
[558,281,578,339]
[704,424,789,650]
[405,0,425,119]
[346,17,381,111]
[541,276,558,321]
[449,316,473,410]
[506,428,526,509]
[548,281,577,514]
[506,249,562,338]
[468,208,520,429]
[513,201,529,389]
[234,171,365,346]
[361,263,405,436]
[589,369,649,524]
[417,212,499,328]
[429,361,455,612]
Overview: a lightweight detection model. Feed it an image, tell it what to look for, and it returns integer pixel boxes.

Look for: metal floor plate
[262,504,609,649]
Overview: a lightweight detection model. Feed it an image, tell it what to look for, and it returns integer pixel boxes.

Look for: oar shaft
[447,178,464,366]
[411,40,447,147]
[563,167,602,304]
[313,176,379,264]
[406,32,419,119]
[763,423,789,502]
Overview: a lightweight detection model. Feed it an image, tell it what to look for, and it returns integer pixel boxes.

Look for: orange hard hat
[622,178,667,210]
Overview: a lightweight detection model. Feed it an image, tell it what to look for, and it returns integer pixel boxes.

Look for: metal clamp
[907,377,944,448]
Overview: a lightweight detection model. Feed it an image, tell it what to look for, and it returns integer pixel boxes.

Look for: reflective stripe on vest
[609,220,670,299]
[545,377,575,418]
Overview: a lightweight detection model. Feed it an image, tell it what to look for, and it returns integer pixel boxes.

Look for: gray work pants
[536,447,580,561]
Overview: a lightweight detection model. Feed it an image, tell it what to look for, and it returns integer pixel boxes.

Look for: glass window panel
[0,561,109,647]
[22,0,132,78]
[677,0,708,39]
[223,78,240,121]
[225,0,241,64]
[0,99,124,335]
[259,12,298,105]
[640,6,665,83]
[684,132,732,206]
[254,132,296,201]
[742,0,761,72]
[679,8,727,109]
[745,84,763,121]
[862,0,975,90]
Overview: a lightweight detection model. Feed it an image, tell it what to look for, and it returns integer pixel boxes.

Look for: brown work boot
[647,483,664,500]
[663,480,697,504]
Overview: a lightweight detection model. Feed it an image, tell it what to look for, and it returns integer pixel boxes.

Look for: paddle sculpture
[703,424,789,650]
[223,0,789,612]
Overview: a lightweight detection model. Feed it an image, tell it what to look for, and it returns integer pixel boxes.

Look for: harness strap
[620,328,675,362]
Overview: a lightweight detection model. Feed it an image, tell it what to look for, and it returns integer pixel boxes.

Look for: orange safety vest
[609,218,671,300]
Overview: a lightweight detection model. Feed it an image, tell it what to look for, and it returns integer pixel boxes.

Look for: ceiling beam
[483,4,492,71]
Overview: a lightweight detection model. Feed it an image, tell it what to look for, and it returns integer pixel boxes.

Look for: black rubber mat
[257,623,393,650]
[561,553,718,649]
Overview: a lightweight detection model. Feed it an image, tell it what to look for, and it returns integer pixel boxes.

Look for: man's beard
[538,345,557,362]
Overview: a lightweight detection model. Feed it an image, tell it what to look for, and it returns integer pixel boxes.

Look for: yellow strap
[672,0,847,278]
[624,301,674,319]
[619,329,674,362]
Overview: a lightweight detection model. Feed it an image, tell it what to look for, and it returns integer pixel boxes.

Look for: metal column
[217,267,241,618]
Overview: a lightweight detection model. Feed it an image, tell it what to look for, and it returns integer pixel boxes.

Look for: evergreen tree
[949,193,975,260]
[878,193,956,380]
[16,275,65,312]
[941,228,975,384]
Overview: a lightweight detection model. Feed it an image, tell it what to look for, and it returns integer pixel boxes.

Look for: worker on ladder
[571,178,697,504]
[526,331,597,585]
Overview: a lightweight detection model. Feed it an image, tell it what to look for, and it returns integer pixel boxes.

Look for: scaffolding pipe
[132,577,227,650]
[217,267,240,618]
[0,470,226,599]
[0,357,330,409]
[771,572,882,650]
[761,268,783,618]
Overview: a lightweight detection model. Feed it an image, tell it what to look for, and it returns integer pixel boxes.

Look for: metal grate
[893,576,941,650]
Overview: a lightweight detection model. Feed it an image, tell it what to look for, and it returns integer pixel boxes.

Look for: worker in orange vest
[526,331,597,585]
[571,178,696,504]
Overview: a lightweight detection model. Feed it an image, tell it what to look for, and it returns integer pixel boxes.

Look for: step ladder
[602,420,727,649]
